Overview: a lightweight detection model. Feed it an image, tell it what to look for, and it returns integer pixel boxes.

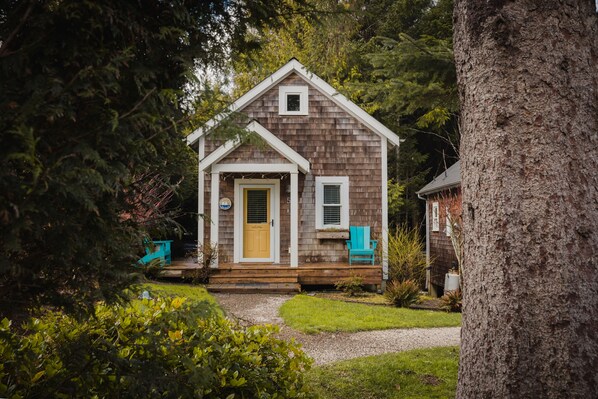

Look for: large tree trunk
[453,1,598,397]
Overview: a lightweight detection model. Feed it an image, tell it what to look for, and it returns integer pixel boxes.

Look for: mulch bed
[312,292,446,311]
[409,298,445,311]
[312,291,391,306]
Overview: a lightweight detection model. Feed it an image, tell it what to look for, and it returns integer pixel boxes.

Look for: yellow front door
[243,188,271,259]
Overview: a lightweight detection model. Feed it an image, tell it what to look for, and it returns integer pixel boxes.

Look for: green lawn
[140,282,223,316]
[306,347,459,399]
[279,295,461,334]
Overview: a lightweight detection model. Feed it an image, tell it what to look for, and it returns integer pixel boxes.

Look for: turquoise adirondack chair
[138,239,173,266]
[346,226,377,265]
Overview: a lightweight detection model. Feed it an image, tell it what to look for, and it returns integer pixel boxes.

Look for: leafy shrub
[335,274,364,297]
[187,243,218,284]
[141,258,164,280]
[384,279,421,307]
[441,289,462,313]
[0,296,312,398]
[387,226,428,286]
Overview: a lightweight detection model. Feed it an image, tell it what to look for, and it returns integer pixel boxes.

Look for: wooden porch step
[213,268,297,277]
[209,276,298,284]
[207,283,301,294]
[164,265,201,270]
[160,261,382,287]
[159,269,185,278]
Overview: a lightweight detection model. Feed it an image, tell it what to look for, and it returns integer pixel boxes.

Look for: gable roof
[417,161,461,196]
[186,58,402,147]
[199,120,310,174]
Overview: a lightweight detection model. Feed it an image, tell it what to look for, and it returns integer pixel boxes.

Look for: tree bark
[453,1,598,398]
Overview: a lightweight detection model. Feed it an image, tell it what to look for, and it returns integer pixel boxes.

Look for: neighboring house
[417,161,461,297]
[185,59,401,289]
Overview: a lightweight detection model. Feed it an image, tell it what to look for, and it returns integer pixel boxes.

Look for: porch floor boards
[160,261,382,293]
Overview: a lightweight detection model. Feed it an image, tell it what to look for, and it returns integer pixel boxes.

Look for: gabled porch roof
[199,120,310,174]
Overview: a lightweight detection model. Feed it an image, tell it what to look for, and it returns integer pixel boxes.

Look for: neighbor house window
[279,86,308,115]
[432,202,439,232]
[315,176,349,229]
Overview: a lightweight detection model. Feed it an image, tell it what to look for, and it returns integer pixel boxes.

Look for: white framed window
[315,176,349,229]
[432,202,440,232]
[279,86,308,115]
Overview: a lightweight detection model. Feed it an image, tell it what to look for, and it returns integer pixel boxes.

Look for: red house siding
[428,188,462,290]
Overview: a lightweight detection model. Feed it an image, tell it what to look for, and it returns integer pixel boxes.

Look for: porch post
[424,198,431,293]
[197,137,205,264]
[290,171,299,267]
[381,138,389,286]
[210,171,219,268]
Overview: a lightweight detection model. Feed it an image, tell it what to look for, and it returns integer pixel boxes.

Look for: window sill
[316,230,350,240]
[279,111,309,116]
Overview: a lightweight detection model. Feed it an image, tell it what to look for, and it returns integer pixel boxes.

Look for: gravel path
[214,293,460,365]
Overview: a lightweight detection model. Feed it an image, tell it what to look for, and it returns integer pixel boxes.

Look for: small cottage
[417,161,462,297]
[186,59,402,291]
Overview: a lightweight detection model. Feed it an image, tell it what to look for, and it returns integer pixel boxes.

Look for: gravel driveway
[213,293,460,365]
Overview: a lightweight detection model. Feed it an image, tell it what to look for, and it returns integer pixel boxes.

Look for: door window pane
[246,190,268,223]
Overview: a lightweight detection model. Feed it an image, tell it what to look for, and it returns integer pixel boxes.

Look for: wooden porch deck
[161,261,382,293]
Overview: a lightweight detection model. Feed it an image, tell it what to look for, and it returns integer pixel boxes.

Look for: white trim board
[199,120,310,174]
[381,137,389,280]
[210,172,220,267]
[186,58,402,147]
[212,163,298,174]
[197,136,205,257]
[289,172,299,267]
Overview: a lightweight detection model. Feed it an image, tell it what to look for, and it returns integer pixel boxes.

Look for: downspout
[417,192,430,294]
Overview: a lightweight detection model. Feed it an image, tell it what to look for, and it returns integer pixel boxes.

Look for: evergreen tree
[454,0,597,396]
[0,0,313,317]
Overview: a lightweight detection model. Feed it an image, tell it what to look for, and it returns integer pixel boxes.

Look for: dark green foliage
[0,1,313,317]
[441,289,462,313]
[334,274,364,297]
[0,296,313,398]
[357,1,458,226]
[361,34,457,130]
[384,279,421,308]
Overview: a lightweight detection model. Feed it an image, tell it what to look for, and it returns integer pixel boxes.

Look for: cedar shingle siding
[203,73,383,264]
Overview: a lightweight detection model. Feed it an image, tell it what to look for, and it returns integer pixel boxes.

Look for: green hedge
[0,297,312,398]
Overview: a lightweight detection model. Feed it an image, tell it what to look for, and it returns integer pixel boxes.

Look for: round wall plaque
[219,197,232,210]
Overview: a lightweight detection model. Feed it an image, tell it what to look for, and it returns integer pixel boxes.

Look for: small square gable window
[286,94,301,111]
[279,86,308,115]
